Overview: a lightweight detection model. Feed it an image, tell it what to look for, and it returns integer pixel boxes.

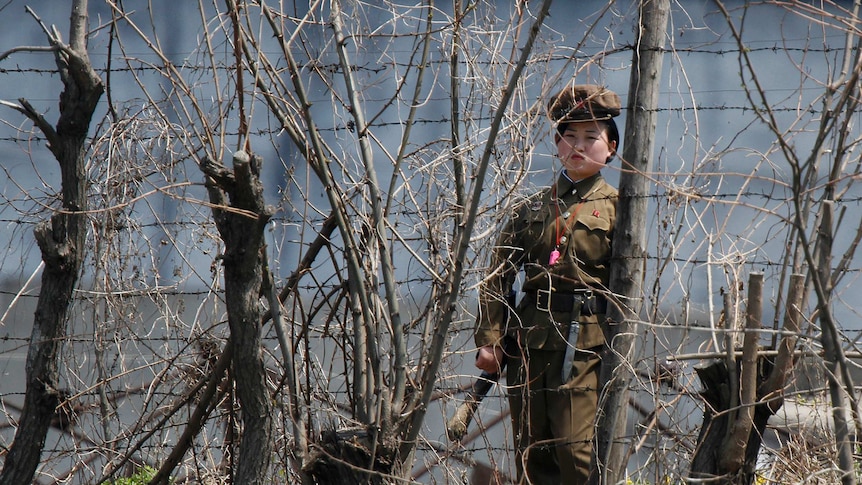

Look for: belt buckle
[536,289,552,313]
[578,289,593,303]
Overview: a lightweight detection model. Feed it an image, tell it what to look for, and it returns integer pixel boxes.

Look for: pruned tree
[195,149,275,483]
[690,272,805,484]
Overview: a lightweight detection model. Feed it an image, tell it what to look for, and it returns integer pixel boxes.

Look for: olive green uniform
[475,172,617,484]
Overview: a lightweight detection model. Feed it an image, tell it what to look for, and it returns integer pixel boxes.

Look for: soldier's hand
[475,345,505,374]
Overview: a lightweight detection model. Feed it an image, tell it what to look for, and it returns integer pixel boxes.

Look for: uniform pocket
[576,212,610,233]
[570,215,611,264]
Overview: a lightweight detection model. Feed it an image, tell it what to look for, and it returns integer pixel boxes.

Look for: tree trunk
[592,0,670,483]
[0,1,103,483]
[689,273,806,484]
[689,357,774,484]
[199,151,274,483]
[816,200,857,485]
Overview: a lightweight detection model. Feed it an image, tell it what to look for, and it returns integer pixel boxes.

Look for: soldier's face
[555,121,616,181]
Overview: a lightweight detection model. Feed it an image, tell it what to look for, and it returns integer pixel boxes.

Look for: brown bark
[592,0,670,482]
[199,150,274,483]
[719,274,762,473]
[689,356,774,485]
[689,273,805,484]
[0,1,103,484]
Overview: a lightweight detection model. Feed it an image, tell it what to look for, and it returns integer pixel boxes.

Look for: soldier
[474,84,621,484]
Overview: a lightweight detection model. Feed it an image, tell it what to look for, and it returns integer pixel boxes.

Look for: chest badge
[592,209,600,217]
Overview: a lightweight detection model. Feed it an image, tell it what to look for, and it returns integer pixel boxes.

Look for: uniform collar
[555,171,603,199]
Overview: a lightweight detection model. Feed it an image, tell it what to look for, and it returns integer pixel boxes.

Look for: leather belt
[523,289,607,315]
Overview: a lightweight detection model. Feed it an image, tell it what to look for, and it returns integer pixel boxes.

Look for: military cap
[548,84,621,123]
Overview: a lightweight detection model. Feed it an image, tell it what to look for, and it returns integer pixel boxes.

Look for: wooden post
[719,273,762,472]
[591,1,670,483]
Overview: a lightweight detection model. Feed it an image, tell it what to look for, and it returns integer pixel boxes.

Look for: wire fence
[2,1,861,483]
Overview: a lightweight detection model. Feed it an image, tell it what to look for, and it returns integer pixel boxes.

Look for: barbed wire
[1,15,858,485]
[0,43,850,76]
[0,98,828,140]
[0,190,860,226]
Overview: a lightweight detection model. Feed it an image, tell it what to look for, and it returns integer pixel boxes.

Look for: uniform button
[560,236,568,244]
[563,211,571,218]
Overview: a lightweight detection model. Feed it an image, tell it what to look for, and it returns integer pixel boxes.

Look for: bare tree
[680,2,862,484]
[197,149,274,483]
[53,0,575,482]
[212,1,558,479]
[685,1,862,483]
[0,2,103,483]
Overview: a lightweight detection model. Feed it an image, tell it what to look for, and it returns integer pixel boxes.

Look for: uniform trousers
[506,345,601,484]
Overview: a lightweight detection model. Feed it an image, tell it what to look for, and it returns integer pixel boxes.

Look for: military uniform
[474,84,620,484]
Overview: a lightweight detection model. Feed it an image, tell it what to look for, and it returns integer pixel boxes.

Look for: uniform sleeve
[475,212,522,348]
